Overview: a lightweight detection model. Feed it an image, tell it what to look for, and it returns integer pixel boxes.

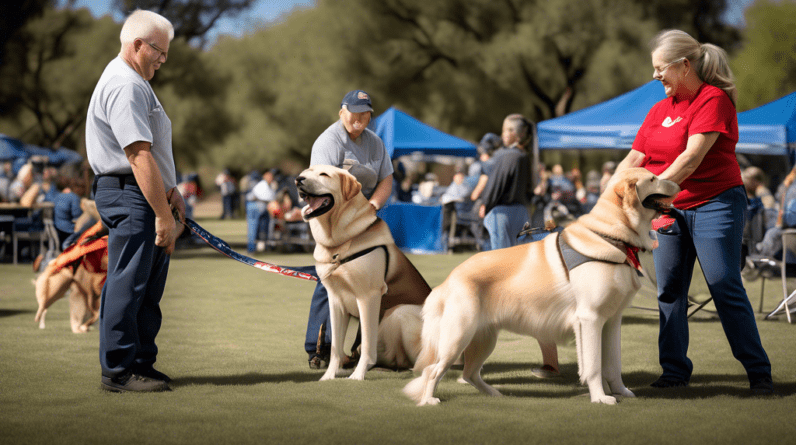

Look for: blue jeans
[94,175,170,379]
[284,266,331,355]
[245,201,261,252]
[221,194,235,219]
[654,185,771,383]
[305,280,332,355]
[484,204,529,250]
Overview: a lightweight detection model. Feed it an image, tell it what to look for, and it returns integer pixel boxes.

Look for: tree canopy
[1,0,793,175]
[0,8,119,149]
[733,0,796,111]
[114,0,257,48]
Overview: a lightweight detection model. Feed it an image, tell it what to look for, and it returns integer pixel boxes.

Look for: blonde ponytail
[697,43,737,106]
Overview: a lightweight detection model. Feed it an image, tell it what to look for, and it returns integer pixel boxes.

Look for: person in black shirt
[478,114,533,250]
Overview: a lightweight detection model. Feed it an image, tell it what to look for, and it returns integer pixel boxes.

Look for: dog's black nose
[295,176,305,187]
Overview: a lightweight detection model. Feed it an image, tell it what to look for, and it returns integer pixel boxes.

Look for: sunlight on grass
[1,222,793,444]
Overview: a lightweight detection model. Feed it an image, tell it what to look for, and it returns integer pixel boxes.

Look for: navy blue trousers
[654,185,771,383]
[94,175,170,379]
[292,267,330,355]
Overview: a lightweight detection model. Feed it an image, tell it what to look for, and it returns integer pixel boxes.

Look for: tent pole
[531,122,540,189]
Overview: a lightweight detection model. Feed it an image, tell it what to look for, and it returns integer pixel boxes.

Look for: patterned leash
[181,217,318,282]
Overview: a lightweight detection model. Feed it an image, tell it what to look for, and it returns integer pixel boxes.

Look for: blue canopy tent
[537,81,795,158]
[371,107,477,254]
[537,81,666,150]
[0,135,30,173]
[372,107,478,159]
[737,91,796,158]
[24,144,84,166]
[0,134,83,175]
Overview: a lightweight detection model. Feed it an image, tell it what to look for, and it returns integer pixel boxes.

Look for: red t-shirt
[633,83,742,209]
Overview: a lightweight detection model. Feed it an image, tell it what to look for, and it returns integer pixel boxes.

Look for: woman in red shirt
[615,30,772,394]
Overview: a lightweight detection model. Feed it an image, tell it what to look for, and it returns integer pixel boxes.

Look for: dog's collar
[319,244,390,281]
[596,233,643,252]
[333,245,388,268]
[557,233,643,277]
[597,234,644,275]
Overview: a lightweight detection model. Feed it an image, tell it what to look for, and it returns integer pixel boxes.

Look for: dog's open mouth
[298,190,334,219]
[642,194,675,213]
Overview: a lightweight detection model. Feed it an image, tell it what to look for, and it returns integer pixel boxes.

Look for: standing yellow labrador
[34,221,107,333]
[296,165,431,380]
[403,168,679,405]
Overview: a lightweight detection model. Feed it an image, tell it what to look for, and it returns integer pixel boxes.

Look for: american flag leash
[181,217,318,282]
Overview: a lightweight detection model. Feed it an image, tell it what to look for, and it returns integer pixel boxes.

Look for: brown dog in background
[34,219,107,333]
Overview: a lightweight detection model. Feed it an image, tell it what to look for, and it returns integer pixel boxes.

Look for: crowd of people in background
[202,149,796,276]
[742,163,796,279]
[0,158,96,263]
[9,141,796,280]
[198,152,619,258]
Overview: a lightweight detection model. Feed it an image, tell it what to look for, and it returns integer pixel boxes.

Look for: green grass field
[1,218,794,444]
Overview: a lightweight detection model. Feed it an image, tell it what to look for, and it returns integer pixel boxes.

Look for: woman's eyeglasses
[653,57,685,76]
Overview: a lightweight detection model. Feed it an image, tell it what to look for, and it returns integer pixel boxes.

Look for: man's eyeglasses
[141,40,168,60]
[653,57,685,76]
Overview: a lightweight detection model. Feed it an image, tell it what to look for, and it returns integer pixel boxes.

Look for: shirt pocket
[148,104,172,151]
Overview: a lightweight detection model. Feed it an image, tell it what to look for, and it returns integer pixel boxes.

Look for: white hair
[120,10,174,46]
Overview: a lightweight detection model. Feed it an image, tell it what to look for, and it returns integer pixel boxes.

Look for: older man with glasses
[86,9,185,393]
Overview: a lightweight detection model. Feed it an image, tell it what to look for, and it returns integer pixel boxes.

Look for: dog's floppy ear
[613,175,640,209]
[339,171,362,201]
[622,177,641,209]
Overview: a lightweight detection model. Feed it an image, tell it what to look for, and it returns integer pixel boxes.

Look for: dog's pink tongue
[302,196,325,217]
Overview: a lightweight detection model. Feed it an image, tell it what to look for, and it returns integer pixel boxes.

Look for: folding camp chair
[764,228,796,323]
[264,218,314,252]
[446,201,486,253]
[12,205,59,265]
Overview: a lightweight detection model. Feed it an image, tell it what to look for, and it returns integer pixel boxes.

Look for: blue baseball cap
[341,90,373,113]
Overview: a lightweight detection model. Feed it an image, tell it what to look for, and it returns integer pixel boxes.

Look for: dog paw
[319,372,336,381]
[591,395,618,405]
[486,388,503,397]
[613,388,635,398]
[348,373,366,381]
[418,397,440,406]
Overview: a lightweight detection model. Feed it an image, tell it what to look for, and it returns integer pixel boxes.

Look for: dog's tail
[403,296,442,405]
[411,291,444,374]
[403,293,444,404]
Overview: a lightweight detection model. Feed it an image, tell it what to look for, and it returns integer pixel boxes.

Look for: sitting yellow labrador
[296,165,431,380]
[404,168,679,405]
